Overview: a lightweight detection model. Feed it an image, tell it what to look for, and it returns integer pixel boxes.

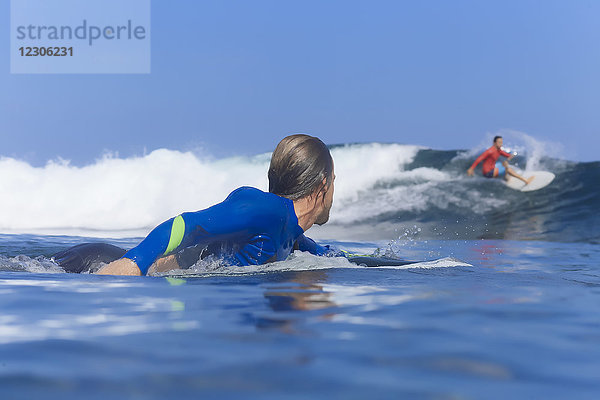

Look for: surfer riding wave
[467,136,534,185]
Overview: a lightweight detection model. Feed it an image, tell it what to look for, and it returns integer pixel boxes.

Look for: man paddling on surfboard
[95,134,340,276]
[467,136,533,185]
[54,135,417,275]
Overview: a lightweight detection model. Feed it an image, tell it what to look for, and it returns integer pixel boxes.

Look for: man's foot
[525,176,535,185]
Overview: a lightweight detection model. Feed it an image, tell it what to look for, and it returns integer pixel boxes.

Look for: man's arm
[96,258,142,275]
[467,149,490,176]
[500,149,512,159]
[147,255,181,275]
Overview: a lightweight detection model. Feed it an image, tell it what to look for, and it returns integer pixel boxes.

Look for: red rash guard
[470,146,511,175]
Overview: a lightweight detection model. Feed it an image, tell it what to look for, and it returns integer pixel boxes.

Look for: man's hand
[147,255,180,275]
[467,168,474,176]
[96,258,142,276]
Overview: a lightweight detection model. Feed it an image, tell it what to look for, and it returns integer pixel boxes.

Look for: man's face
[494,138,503,149]
[314,171,335,226]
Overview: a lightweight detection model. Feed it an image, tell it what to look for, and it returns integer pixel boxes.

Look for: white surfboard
[504,170,555,192]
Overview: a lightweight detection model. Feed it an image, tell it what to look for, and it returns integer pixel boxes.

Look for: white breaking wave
[330,143,423,202]
[0,143,431,236]
[328,143,448,223]
[0,137,561,237]
[0,149,269,235]
[327,144,487,225]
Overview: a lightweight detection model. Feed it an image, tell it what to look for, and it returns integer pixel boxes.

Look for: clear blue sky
[2,0,599,165]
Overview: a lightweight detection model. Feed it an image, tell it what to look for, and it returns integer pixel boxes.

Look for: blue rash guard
[122,187,334,275]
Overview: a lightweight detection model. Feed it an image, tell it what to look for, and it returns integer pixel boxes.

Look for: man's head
[269,134,335,225]
[493,136,503,148]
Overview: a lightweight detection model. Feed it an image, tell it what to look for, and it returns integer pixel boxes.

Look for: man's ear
[308,178,329,207]
[316,178,328,203]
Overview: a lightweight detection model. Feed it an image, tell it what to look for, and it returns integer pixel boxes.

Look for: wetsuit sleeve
[295,234,344,257]
[122,190,282,275]
[471,149,490,169]
[469,148,491,170]
[499,149,512,158]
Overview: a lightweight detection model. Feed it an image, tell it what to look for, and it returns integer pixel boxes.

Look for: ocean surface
[1,136,599,399]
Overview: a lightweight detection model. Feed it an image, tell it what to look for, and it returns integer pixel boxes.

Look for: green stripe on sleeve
[164,215,185,255]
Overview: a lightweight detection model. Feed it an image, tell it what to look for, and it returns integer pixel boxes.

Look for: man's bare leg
[503,161,534,184]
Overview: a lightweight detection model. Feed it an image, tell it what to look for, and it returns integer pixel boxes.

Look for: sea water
[1,136,599,399]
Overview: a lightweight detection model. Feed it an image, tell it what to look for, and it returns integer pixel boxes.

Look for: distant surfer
[91,134,339,276]
[467,136,533,185]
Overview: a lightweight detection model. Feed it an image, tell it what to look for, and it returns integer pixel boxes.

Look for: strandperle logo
[15,19,147,46]
[11,0,150,74]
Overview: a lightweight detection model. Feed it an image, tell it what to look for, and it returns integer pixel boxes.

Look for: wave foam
[0,149,268,235]
[0,143,426,236]
[155,252,469,278]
